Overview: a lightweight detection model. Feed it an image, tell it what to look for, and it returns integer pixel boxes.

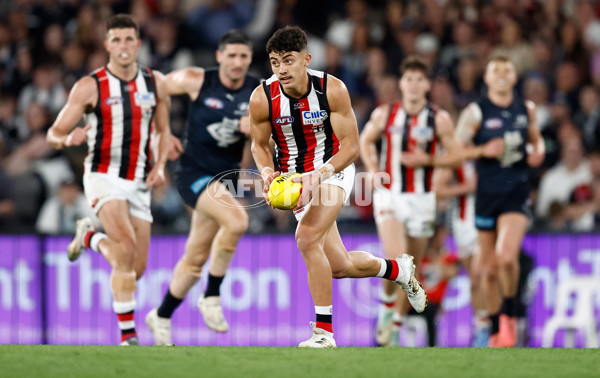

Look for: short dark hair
[266,26,308,54]
[106,14,139,37]
[399,56,430,78]
[218,29,253,51]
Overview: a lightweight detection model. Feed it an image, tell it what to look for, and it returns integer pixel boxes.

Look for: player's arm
[291,76,359,208]
[359,104,389,188]
[359,104,387,172]
[146,71,172,188]
[432,168,476,200]
[455,102,504,160]
[164,67,204,160]
[46,76,96,150]
[165,67,205,100]
[249,86,278,202]
[525,100,545,167]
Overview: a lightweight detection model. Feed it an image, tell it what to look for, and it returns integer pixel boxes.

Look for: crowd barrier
[1,233,599,347]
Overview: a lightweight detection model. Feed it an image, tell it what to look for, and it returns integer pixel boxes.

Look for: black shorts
[174,160,239,208]
[475,185,531,231]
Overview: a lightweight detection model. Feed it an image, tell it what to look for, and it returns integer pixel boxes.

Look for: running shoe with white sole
[67,217,94,261]
[120,336,140,346]
[145,308,173,346]
[395,254,427,313]
[298,322,337,348]
[375,307,394,346]
[197,295,229,332]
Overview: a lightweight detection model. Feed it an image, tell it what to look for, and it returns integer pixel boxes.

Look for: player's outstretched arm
[146,71,172,188]
[525,100,545,167]
[360,104,389,188]
[47,76,96,150]
[165,67,205,100]
[432,168,476,200]
[249,86,278,202]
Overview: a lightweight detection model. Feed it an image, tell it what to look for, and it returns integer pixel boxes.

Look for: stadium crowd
[1,0,600,235]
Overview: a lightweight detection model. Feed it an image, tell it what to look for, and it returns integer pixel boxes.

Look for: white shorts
[452,217,477,259]
[83,172,153,223]
[373,189,436,238]
[293,163,355,221]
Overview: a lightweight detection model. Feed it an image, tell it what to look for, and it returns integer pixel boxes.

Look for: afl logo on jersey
[105,96,124,106]
[204,97,224,109]
[275,116,294,125]
[485,118,502,129]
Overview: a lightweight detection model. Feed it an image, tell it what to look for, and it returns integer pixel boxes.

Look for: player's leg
[294,184,342,348]
[96,199,142,345]
[494,212,528,347]
[391,192,435,344]
[147,203,219,345]
[373,216,407,346]
[195,181,248,332]
[477,229,504,347]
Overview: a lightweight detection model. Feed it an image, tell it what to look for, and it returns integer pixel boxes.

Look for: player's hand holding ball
[268,172,303,210]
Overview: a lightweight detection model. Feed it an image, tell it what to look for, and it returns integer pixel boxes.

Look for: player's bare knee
[180,256,203,277]
[223,210,248,237]
[331,265,351,279]
[295,226,320,254]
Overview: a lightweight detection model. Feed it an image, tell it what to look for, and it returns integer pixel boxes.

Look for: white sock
[90,232,108,253]
[376,257,387,277]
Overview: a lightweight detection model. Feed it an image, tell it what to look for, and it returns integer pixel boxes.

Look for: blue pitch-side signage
[0,234,598,347]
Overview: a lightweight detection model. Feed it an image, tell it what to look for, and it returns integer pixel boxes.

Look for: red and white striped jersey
[263,69,340,173]
[380,102,438,193]
[454,161,475,222]
[83,66,156,181]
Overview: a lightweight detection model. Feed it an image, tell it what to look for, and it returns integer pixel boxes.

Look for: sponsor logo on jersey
[293,102,305,110]
[514,114,528,128]
[274,116,294,125]
[134,92,156,107]
[105,96,124,106]
[410,127,434,143]
[302,110,328,125]
[234,102,249,116]
[485,118,503,129]
[204,97,224,109]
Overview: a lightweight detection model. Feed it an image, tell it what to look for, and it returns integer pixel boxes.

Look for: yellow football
[268,173,303,210]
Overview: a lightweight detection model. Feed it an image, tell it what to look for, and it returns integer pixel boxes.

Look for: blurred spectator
[186,0,253,50]
[523,74,552,131]
[0,166,15,229]
[430,77,458,121]
[537,136,592,222]
[35,179,97,235]
[454,56,481,109]
[553,61,582,114]
[150,172,188,233]
[17,63,66,117]
[4,102,52,175]
[61,43,87,90]
[139,17,193,73]
[0,94,18,157]
[490,17,535,75]
[573,86,600,151]
[2,46,33,96]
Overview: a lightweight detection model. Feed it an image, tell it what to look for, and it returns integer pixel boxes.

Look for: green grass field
[0,346,598,377]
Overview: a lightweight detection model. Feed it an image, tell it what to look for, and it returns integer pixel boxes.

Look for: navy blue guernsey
[181,67,260,173]
[473,96,529,193]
